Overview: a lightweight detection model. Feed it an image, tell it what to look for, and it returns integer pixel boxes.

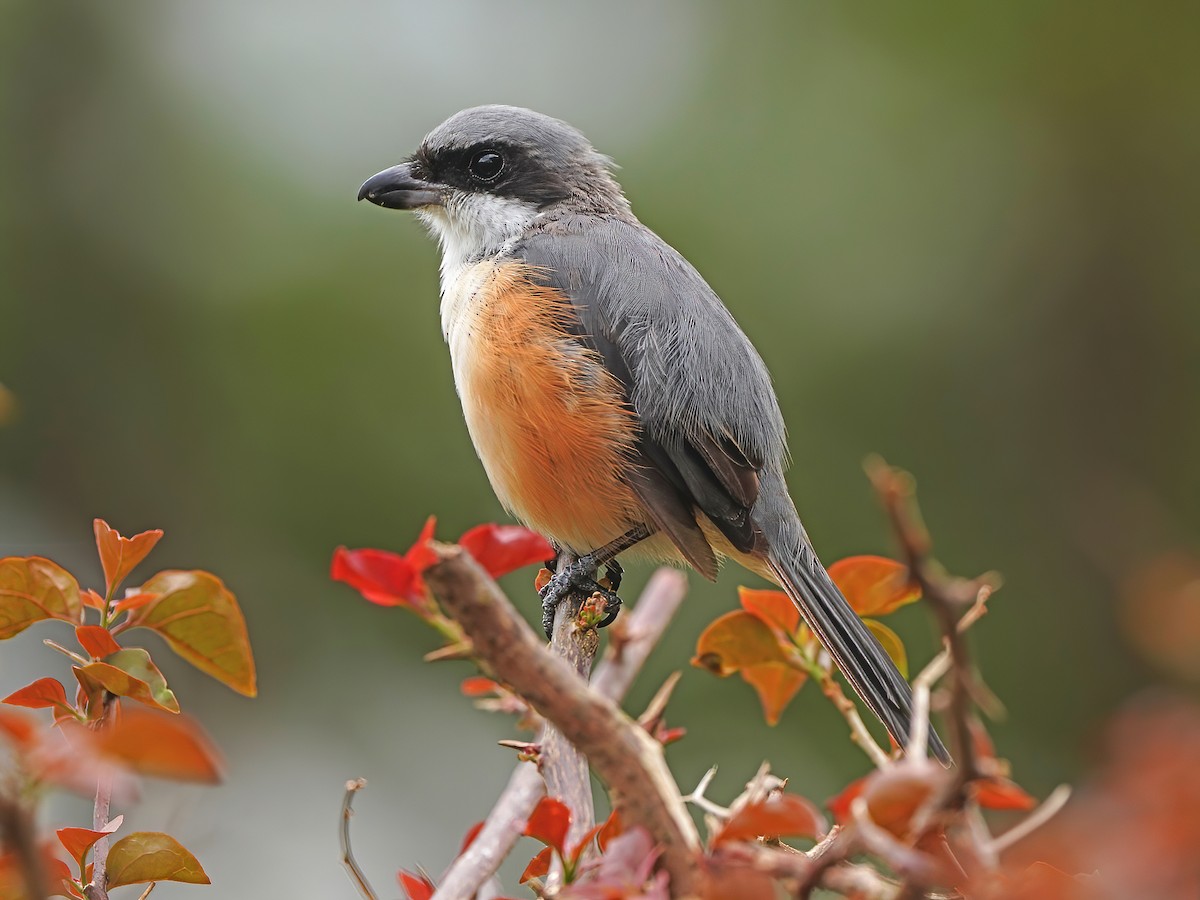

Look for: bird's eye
[468,150,504,182]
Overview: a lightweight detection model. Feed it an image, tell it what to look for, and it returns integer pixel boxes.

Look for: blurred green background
[2,1,1198,896]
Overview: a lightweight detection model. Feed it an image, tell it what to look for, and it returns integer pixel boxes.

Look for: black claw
[604,558,624,593]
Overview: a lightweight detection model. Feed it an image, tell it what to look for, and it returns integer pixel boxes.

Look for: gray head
[358,106,630,260]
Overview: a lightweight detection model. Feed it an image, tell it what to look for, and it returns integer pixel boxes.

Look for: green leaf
[126,570,256,697]
[74,648,180,714]
[105,832,209,888]
[0,556,82,639]
[865,619,909,679]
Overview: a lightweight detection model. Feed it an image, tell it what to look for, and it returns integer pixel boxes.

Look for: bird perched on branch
[359,105,946,760]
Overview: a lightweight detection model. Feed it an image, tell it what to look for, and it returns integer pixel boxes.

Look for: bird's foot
[539,553,624,637]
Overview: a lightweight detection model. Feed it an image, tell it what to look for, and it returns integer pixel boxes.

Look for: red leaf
[398,869,435,900]
[460,676,500,697]
[331,518,439,609]
[597,809,623,853]
[828,555,921,617]
[460,821,485,854]
[93,520,163,598]
[973,777,1037,811]
[827,775,868,826]
[57,816,123,871]
[76,625,121,659]
[714,793,827,846]
[523,796,571,856]
[738,587,800,636]
[458,524,553,579]
[519,847,553,884]
[3,677,72,713]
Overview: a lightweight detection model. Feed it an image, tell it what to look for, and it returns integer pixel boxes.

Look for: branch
[867,457,999,792]
[540,551,599,874]
[341,778,379,900]
[85,692,117,900]
[424,547,701,896]
[432,566,687,900]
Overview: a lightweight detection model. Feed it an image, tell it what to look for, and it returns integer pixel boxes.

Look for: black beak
[357,163,444,210]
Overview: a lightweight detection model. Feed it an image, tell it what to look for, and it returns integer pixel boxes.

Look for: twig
[86,692,118,900]
[432,567,687,900]
[867,457,992,790]
[681,766,729,819]
[424,547,701,895]
[987,784,1071,854]
[340,778,379,900]
[136,885,156,900]
[590,568,688,700]
[909,650,952,761]
[818,672,892,769]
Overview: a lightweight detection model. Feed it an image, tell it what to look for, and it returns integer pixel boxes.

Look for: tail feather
[767,548,950,763]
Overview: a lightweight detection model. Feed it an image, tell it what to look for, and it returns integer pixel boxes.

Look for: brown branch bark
[424,547,701,897]
[432,567,688,900]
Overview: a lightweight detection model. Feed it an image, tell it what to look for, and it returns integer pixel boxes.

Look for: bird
[358,105,947,760]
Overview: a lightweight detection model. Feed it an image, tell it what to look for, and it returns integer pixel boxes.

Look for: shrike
[359,105,945,759]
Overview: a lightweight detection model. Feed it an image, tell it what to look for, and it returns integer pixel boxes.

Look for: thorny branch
[432,567,686,900]
[423,545,701,896]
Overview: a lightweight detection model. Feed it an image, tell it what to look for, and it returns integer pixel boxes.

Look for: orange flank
[448,260,642,553]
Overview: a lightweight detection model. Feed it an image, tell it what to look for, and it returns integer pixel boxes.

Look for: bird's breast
[439,258,644,552]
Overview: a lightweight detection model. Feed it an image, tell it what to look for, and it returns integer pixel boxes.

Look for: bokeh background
[3,2,1198,896]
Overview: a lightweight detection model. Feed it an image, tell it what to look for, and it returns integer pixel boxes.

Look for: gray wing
[516,216,791,571]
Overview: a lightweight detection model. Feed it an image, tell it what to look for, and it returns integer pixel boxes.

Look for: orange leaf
[0,556,82,639]
[81,589,107,611]
[57,816,123,871]
[104,832,209,888]
[125,570,256,697]
[973,777,1036,811]
[0,707,38,749]
[828,555,920,617]
[398,869,435,900]
[738,587,800,636]
[534,567,553,593]
[827,775,868,826]
[864,619,909,678]
[739,663,807,725]
[519,847,553,884]
[92,706,224,783]
[75,625,120,659]
[524,796,571,855]
[74,649,180,714]
[111,592,159,614]
[93,520,163,598]
[3,677,71,712]
[458,524,553,579]
[692,610,794,676]
[714,793,827,846]
[461,676,500,697]
[860,761,949,836]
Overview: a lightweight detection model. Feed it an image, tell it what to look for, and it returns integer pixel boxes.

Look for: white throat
[416,193,541,306]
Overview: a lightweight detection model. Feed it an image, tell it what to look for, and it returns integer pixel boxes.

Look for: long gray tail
[767,546,950,763]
